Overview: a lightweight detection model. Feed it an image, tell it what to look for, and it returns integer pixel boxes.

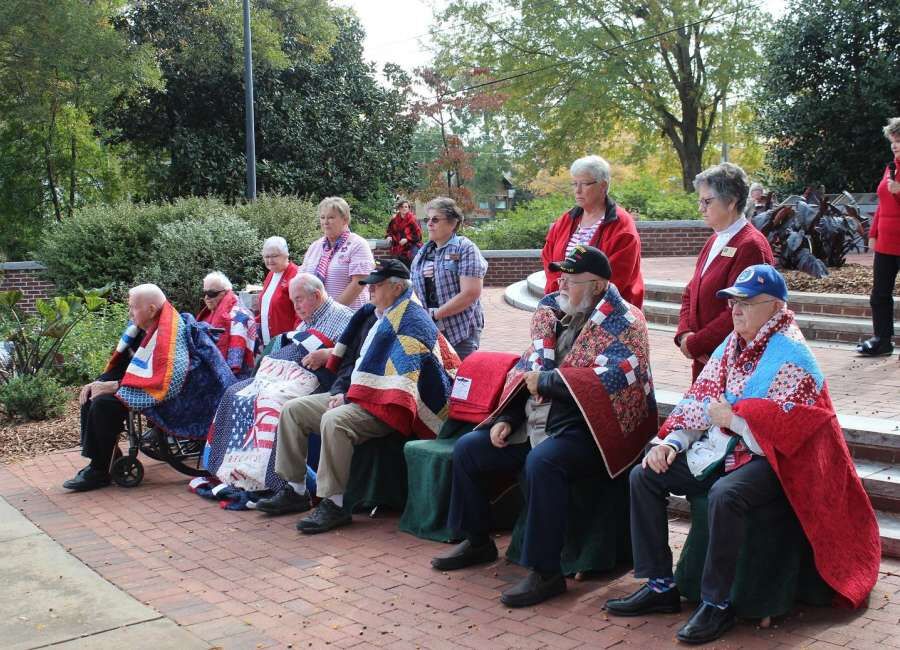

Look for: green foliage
[56,302,130,386]
[756,0,900,192]
[612,178,699,221]
[0,373,67,421]
[233,194,320,261]
[138,214,263,312]
[0,290,108,385]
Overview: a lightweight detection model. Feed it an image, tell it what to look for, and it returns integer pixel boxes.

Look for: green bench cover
[344,432,410,513]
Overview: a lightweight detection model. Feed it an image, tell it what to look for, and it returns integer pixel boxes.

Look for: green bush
[138,214,263,312]
[56,302,130,386]
[233,194,321,263]
[613,177,698,220]
[466,194,570,249]
[0,372,67,421]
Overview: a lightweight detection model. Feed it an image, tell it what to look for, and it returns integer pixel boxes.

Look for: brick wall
[0,262,55,314]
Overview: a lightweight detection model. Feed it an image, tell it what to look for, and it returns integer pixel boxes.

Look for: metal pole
[242,0,257,200]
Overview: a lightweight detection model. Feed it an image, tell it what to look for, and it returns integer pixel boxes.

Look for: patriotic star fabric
[487,283,657,477]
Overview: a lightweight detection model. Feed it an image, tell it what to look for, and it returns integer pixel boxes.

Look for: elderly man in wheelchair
[63,283,235,492]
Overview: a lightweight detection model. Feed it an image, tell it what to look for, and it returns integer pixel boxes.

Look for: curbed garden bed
[0,389,80,463]
[782,264,872,296]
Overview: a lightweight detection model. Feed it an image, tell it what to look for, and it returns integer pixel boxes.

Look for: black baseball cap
[358,258,411,285]
[548,245,612,280]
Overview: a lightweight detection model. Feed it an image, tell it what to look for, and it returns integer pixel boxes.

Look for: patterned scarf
[314,231,349,282]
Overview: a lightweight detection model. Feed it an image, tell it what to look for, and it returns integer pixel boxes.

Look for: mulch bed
[782,263,873,295]
[0,389,81,464]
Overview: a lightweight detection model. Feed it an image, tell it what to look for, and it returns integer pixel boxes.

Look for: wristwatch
[429,308,439,321]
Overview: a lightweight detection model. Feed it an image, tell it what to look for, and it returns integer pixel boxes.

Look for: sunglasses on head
[203,289,226,298]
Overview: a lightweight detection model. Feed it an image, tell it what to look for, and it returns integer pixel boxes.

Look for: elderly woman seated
[197,271,257,379]
[199,273,353,507]
[259,236,300,346]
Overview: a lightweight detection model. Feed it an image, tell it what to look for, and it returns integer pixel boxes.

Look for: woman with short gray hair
[675,162,774,379]
[259,236,300,345]
[857,117,900,356]
[541,154,644,306]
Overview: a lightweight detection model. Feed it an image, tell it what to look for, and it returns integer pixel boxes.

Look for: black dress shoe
[605,584,682,616]
[62,467,111,492]
[500,570,566,608]
[857,336,894,356]
[254,486,311,515]
[676,602,736,644]
[297,498,352,534]
[431,538,498,571]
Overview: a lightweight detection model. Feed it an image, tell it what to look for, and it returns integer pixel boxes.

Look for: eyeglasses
[698,197,716,209]
[262,254,285,260]
[727,298,779,309]
[558,276,597,286]
[570,181,599,190]
[202,289,226,298]
[427,216,451,224]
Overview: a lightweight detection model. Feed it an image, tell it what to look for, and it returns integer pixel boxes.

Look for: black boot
[254,485,311,515]
[431,538,498,571]
[675,602,736,644]
[605,584,682,616]
[500,570,566,608]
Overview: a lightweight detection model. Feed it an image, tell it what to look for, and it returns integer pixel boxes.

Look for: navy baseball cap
[716,264,788,302]
[358,258,410,285]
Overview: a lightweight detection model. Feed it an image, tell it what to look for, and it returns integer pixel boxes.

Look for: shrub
[138,214,263,312]
[56,302,130,386]
[233,194,321,262]
[0,372,67,421]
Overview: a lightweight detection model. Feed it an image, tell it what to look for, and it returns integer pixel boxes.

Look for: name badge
[721,246,737,258]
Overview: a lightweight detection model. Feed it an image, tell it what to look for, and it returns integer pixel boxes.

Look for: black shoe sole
[297,517,351,534]
[676,618,735,644]
[62,480,111,492]
[500,581,566,608]
[606,602,682,617]
[255,502,311,516]
[431,548,498,571]
[857,349,894,357]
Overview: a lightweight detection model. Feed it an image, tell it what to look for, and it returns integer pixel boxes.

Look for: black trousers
[447,426,608,574]
[629,454,783,604]
[79,394,128,473]
[870,251,900,339]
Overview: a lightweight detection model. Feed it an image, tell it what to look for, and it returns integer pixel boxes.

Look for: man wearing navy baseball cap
[608,263,879,644]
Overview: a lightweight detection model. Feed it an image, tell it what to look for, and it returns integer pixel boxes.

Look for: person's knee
[524,443,563,483]
[708,478,741,510]
[629,462,656,494]
[452,429,486,469]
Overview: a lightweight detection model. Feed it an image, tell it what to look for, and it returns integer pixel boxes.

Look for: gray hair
[387,276,412,290]
[749,182,765,194]
[318,196,351,222]
[694,162,750,213]
[425,196,464,231]
[203,271,232,291]
[262,236,289,255]
[570,155,611,185]
[129,283,166,307]
[883,117,900,140]
[289,272,326,296]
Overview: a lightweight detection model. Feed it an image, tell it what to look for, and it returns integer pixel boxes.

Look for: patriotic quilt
[485,283,657,477]
[325,287,461,438]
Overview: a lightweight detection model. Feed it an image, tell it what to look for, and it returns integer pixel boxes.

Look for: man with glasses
[432,246,656,608]
[607,264,879,644]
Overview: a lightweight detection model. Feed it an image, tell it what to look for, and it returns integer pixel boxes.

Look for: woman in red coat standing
[386,198,423,268]
[857,117,900,357]
[676,162,774,380]
[541,155,644,307]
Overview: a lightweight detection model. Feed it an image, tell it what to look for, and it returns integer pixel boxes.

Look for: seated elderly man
[606,264,880,644]
[64,284,235,491]
[254,259,460,532]
[201,274,353,503]
[197,271,257,378]
[431,246,657,608]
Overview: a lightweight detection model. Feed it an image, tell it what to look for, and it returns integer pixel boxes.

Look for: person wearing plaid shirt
[411,197,488,359]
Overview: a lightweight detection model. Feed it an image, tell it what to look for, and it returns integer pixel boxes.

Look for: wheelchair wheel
[111,456,144,488]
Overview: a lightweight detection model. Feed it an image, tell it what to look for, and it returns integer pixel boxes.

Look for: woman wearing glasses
[675,163,773,380]
[540,155,644,306]
[259,236,300,346]
[198,271,258,378]
[411,197,488,359]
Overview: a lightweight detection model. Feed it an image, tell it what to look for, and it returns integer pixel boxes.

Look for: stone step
[667,498,900,559]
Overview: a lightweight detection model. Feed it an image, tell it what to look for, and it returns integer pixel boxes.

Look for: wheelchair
[110,410,209,488]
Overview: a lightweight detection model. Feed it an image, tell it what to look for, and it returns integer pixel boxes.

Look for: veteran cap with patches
[548,245,612,279]
[716,263,788,301]
[358,258,411,285]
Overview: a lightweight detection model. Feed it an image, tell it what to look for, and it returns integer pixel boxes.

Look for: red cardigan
[386,212,423,261]
[869,161,900,256]
[260,262,299,341]
[676,223,774,380]
[541,200,644,307]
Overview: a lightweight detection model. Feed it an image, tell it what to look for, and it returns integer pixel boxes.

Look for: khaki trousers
[275,392,393,498]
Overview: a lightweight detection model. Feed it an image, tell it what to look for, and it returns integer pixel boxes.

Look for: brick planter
[0,262,54,314]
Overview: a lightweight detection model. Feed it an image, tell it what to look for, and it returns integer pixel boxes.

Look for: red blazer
[541,200,644,307]
[676,223,774,380]
[260,262,299,340]
[869,161,900,256]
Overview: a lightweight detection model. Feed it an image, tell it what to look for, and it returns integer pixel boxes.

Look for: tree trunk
[44,99,63,222]
[67,88,79,219]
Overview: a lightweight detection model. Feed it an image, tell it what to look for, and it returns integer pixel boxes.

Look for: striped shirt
[300,232,375,310]
[564,220,602,259]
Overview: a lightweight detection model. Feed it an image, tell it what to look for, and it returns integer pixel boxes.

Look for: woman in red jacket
[675,162,774,380]
[259,236,299,346]
[541,155,644,307]
[386,198,422,267]
[858,117,900,357]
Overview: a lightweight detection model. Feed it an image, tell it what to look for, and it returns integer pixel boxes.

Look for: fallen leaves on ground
[0,389,81,463]
[782,263,872,295]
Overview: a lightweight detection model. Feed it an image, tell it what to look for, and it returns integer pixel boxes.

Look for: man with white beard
[431,246,657,609]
